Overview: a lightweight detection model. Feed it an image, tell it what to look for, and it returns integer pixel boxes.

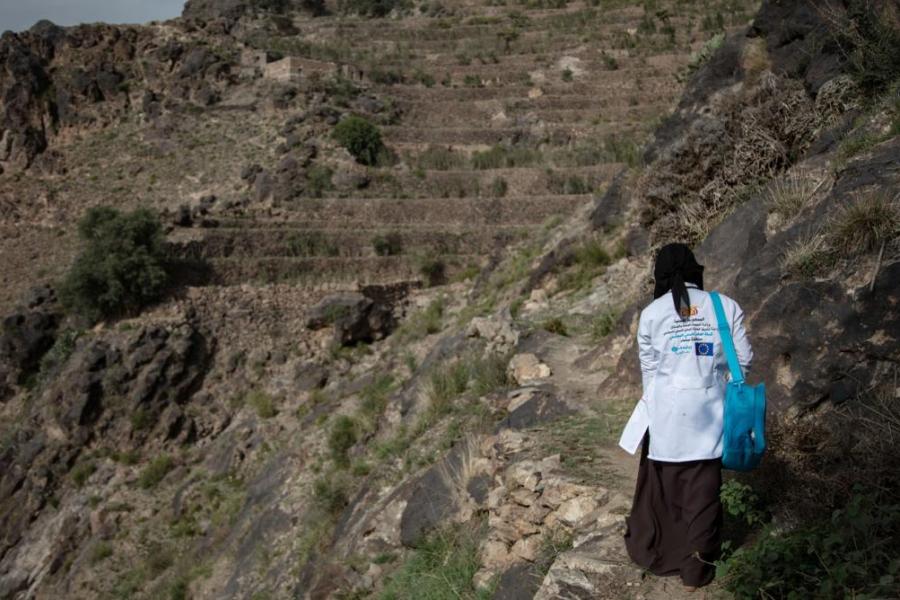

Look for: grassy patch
[246,389,278,419]
[395,295,445,341]
[780,232,833,278]
[90,541,114,565]
[379,523,493,599]
[471,145,541,170]
[329,415,358,468]
[71,460,97,488]
[373,232,404,256]
[426,361,472,417]
[413,145,466,171]
[556,238,611,293]
[312,471,351,516]
[827,191,899,256]
[765,174,818,221]
[138,455,174,490]
[589,309,619,341]
[359,374,396,432]
[781,192,899,278]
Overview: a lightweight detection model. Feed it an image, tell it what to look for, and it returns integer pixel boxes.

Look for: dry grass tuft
[766,174,820,221]
[780,231,833,278]
[827,191,900,256]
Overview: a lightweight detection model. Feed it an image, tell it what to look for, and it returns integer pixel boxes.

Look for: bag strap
[709,291,744,384]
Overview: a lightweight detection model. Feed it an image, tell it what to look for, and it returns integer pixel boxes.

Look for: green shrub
[369,68,406,85]
[286,231,339,257]
[413,69,436,87]
[313,473,350,515]
[328,415,358,468]
[601,51,618,70]
[138,455,174,489]
[718,490,900,599]
[373,232,404,256]
[71,460,97,488]
[332,115,385,166]
[541,317,568,336]
[418,256,446,286]
[59,207,170,321]
[489,177,508,197]
[90,541,114,565]
[679,33,724,82]
[38,328,81,377]
[590,309,618,341]
[360,374,395,423]
[720,480,766,528]
[130,407,155,431]
[379,524,492,599]
[561,67,573,82]
[306,165,334,198]
[246,389,277,419]
[604,135,643,168]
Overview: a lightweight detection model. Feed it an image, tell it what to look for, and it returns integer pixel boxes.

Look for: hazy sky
[1,0,186,33]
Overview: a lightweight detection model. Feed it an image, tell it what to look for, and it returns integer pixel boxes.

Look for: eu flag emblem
[695,342,714,356]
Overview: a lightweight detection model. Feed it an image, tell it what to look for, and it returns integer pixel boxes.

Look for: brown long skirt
[623,433,723,587]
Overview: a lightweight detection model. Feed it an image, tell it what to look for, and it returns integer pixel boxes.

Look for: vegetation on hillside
[59,206,170,321]
[333,115,387,166]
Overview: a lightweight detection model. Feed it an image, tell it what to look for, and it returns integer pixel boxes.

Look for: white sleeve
[729,299,753,375]
[637,309,659,396]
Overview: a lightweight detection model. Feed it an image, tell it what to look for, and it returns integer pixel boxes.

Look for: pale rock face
[505,460,543,491]
[510,534,543,562]
[539,476,601,509]
[487,485,509,510]
[553,495,602,529]
[507,353,552,384]
[465,316,519,354]
[510,488,539,507]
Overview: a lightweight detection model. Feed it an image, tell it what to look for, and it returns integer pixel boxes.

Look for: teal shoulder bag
[709,291,766,471]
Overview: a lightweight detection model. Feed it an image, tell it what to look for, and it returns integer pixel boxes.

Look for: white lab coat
[618,283,753,462]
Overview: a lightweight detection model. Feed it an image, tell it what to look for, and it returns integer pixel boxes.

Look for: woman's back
[623,284,753,462]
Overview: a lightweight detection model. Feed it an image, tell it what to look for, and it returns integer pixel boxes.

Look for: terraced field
[181,0,752,294]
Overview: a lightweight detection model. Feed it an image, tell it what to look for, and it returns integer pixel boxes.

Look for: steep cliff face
[0,19,240,175]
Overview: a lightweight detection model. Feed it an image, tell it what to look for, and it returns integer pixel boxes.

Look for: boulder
[465,316,519,354]
[507,353,551,385]
[306,292,396,347]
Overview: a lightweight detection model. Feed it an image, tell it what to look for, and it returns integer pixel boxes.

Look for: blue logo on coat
[695,342,714,356]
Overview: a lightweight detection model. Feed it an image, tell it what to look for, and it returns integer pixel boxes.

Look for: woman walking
[618,243,753,590]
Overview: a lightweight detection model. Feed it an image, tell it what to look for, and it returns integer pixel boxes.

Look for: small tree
[60,206,170,321]
[498,28,520,52]
[332,115,385,166]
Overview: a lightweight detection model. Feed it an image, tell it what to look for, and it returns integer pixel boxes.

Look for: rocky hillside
[1,0,898,599]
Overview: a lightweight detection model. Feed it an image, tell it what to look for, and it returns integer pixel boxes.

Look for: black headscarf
[653,243,704,317]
